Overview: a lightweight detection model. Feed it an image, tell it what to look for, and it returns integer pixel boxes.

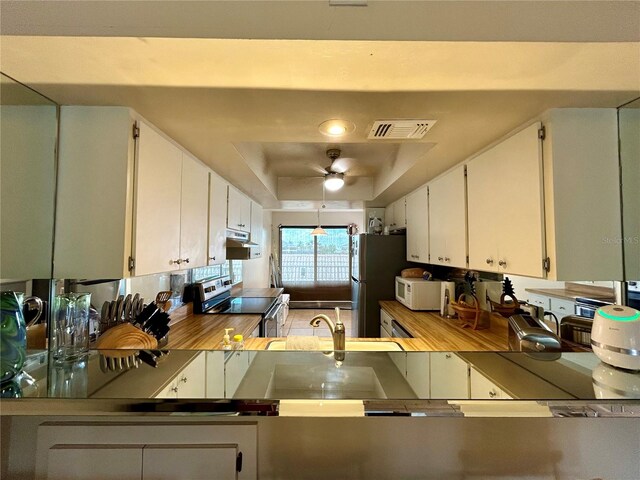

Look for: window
[280,226,350,284]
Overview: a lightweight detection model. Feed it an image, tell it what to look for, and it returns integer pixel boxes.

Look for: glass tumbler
[51,293,91,362]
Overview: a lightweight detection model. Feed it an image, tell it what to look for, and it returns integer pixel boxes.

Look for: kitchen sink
[266,340,404,352]
[265,363,386,399]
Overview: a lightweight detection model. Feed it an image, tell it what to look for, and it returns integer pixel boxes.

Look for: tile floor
[283,309,353,338]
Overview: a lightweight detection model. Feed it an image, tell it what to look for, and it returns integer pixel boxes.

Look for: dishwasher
[391,320,413,338]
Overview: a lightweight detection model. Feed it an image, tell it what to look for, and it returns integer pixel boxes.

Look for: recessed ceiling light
[318,119,355,137]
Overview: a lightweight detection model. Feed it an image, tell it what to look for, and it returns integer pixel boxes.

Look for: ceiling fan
[313,148,356,190]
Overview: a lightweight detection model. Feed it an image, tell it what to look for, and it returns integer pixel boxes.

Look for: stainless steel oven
[263,300,284,338]
[574,297,612,319]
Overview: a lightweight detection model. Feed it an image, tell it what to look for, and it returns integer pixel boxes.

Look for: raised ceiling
[1,2,639,209]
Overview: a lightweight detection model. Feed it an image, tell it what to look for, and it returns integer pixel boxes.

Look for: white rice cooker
[591,305,640,371]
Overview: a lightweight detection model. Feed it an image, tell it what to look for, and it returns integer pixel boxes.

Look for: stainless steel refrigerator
[351,233,410,337]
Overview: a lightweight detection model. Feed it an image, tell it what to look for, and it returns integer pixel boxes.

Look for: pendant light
[311,181,327,236]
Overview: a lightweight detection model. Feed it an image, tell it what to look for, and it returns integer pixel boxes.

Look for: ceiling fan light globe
[324,172,345,191]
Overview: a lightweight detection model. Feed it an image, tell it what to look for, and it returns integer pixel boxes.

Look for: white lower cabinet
[380,309,393,338]
[469,367,512,399]
[225,350,251,398]
[37,423,257,479]
[430,352,469,399]
[155,353,205,399]
[206,351,225,398]
[405,352,430,398]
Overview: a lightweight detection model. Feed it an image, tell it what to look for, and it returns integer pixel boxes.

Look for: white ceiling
[1,2,639,209]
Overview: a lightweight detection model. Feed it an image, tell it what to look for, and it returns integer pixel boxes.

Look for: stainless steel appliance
[351,233,410,337]
[628,281,640,310]
[187,276,282,337]
[391,320,413,338]
[560,315,593,347]
[575,297,613,319]
[508,314,562,352]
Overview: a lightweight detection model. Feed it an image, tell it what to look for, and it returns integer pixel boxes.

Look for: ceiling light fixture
[324,171,345,191]
[318,119,355,137]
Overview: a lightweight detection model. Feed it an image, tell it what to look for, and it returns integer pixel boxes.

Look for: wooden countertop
[166,311,262,350]
[233,287,284,298]
[379,300,510,351]
[525,287,614,302]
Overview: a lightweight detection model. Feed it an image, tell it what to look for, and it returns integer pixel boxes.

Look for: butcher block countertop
[166,304,261,350]
[232,287,284,298]
[379,300,510,351]
[524,287,614,302]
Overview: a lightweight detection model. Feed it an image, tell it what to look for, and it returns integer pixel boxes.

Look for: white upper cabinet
[55,107,210,278]
[178,152,209,269]
[249,201,264,259]
[133,121,183,276]
[55,107,137,279]
[428,165,467,268]
[541,109,623,280]
[227,186,251,233]
[406,185,429,263]
[134,125,208,276]
[208,172,228,266]
[467,122,545,278]
[385,197,406,230]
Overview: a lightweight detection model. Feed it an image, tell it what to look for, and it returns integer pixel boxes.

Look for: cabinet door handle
[498,260,507,267]
[486,258,494,265]
[180,376,188,383]
[170,386,179,393]
[438,256,443,261]
[488,390,497,398]
[445,353,452,359]
[182,258,190,264]
[171,259,182,265]
[444,257,450,262]
[209,256,216,261]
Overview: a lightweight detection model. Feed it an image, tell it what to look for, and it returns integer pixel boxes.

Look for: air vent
[368,120,437,139]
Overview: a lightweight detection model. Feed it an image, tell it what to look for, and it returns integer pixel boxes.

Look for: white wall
[242,210,272,288]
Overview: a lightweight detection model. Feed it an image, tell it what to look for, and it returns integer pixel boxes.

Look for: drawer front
[380,309,393,335]
[550,297,575,316]
[528,293,550,311]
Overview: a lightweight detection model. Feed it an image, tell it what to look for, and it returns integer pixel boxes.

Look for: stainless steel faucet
[310,307,346,361]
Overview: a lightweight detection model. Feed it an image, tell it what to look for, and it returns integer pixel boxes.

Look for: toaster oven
[508,314,562,353]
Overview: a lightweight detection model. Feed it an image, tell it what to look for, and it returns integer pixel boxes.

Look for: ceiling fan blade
[310,164,329,175]
[329,157,356,174]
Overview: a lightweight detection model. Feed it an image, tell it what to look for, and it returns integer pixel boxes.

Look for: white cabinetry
[470,367,512,399]
[37,423,257,480]
[249,201,264,259]
[155,353,206,399]
[227,186,251,233]
[406,352,430,398]
[225,350,251,398]
[430,352,469,399]
[541,109,622,280]
[428,165,467,268]
[386,197,406,230]
[406,185,429,263]
[380,309,393,337]
[467,122,544,278]
[54,107,209,278]
[207,172,228,265]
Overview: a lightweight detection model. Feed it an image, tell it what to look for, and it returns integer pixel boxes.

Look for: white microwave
[395,276,442,311]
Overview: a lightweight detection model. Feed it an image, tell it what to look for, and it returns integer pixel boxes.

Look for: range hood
[226,229,260,260]
[226,229,258,247]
